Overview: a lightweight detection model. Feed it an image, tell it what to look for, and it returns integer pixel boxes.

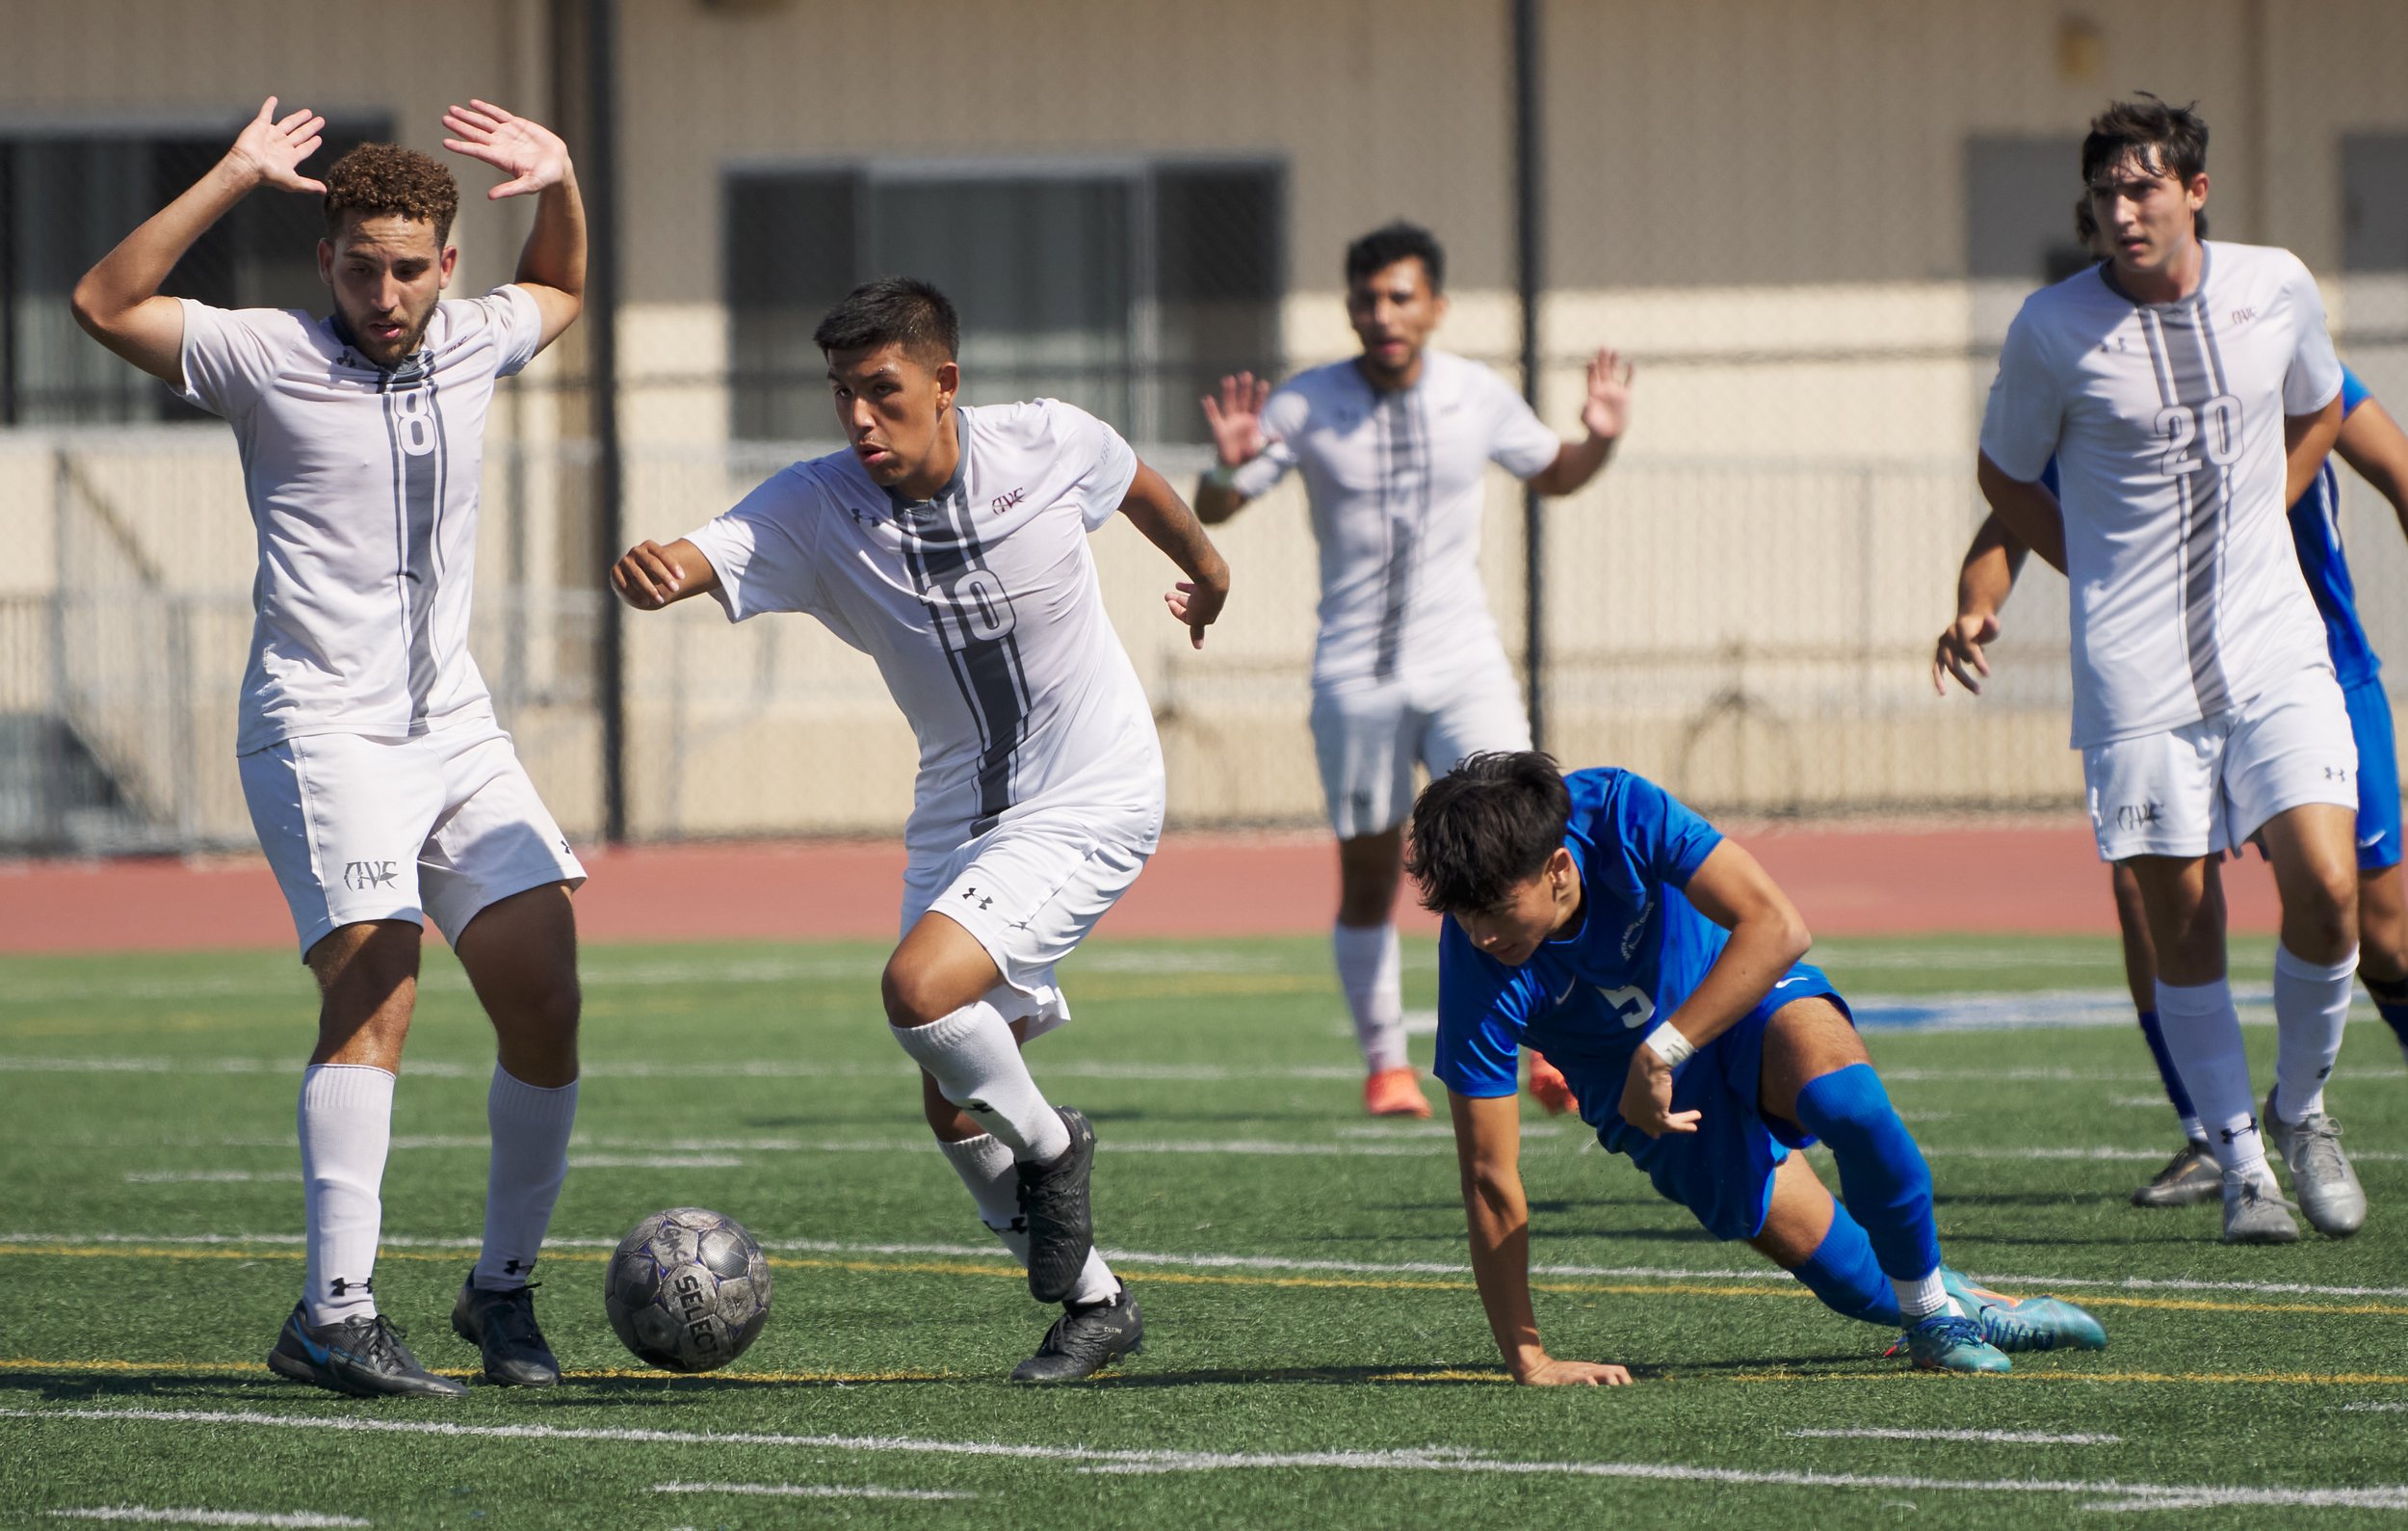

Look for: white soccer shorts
[1311,654,1532,840]
[240,720,587,958]
[901,798,1163,1040]
[2083,668,2360,861]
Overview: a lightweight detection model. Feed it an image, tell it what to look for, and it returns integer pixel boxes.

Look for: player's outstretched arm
[70,96,326,385]
[1932,513,2030,697]
[611,539,720,611]
[1194,372,1271,524]
[1525,347,1633,497]
[2335,397,2408,541]
[1975,452,2067,576]
[2286,394,2346,508]
[1621,841,1810,1139]
[443,100,583,352]
[1118,460,1231,649]
[1450,1090,1632,1386]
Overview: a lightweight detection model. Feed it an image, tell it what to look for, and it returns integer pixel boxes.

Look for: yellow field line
[0,1357,952,1385]
[7,1243,2407,1319]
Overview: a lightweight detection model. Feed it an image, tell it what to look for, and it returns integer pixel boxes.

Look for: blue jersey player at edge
[1409,752,2107,1381]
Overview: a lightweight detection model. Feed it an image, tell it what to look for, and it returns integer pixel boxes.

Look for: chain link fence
[6,0,2408,852]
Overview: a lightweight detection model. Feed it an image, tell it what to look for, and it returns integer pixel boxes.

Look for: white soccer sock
[1334,922,1408,1074]
[1893,1268,1948,1323]
[936,1131,1120,1307]
[2154,978,2269,1178]
[891,1002,1072,1165]
[299,1064,395,1326]
[474,1068,579,1292]
[2272,944,2356,1123]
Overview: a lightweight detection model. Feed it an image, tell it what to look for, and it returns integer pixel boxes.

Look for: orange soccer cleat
[1364,1066,1432,1119]
[1525,1052,1575,1116]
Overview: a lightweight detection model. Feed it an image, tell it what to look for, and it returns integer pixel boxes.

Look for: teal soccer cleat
[1941,1268,2107,1354]
[1893,1311,2012,1374]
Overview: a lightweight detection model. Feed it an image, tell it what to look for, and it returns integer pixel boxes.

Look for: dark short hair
[1405,751,1571,914]
[1344,221,1446,293]
[2081,94,2209,191]
[324,143,458,246]
[812,277,959,366]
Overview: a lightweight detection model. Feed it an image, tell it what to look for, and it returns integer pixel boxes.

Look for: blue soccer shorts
[1562,965,1847,1243]
[2343,673,2403,872]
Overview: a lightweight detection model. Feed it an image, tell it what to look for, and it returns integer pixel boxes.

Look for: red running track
[0,820,2286,956]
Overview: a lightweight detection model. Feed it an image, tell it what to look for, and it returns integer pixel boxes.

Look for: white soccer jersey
[1980,243,2344,747]
[1228,348,1559,690]
[176,288,543,753]
[684,399,1162,857]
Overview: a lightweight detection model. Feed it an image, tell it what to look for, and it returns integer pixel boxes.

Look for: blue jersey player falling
[1411,752,2105,1380]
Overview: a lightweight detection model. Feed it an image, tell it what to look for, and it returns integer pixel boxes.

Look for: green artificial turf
[2,932,2404,1528]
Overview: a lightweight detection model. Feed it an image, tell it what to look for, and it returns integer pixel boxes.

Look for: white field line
[13,1229,2408,1303]
[651,1482,975,1501]
[6,1408,2400,1511]
[46,1512,367,1528]
[14,1052,2400,1088]
[1786,1428,2121,1445]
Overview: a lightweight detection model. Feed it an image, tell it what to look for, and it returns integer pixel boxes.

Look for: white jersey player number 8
[2157,394,2241,477]
[394,388,438,457]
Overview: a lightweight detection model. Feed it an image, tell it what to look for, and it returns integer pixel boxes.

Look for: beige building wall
[7,0,2408,842]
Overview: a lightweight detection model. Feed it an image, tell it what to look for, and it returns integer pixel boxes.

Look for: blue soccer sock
[1793,1064,1945,1319]
[2133,1008,2205,1143]
[2364,973,2408,1060]
[1786,1201,1902,1327]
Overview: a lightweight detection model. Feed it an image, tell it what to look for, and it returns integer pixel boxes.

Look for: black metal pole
[1512,0,1546,751]
[587,0,628,844]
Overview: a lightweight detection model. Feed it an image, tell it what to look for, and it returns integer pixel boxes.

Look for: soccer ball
[603,1206,772,1372]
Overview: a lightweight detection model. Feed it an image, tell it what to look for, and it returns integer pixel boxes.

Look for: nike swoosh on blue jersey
[1552,976,1579,1004]
[1774,976,1806,989]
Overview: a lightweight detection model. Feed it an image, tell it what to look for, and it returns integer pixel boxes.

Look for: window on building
[2343,135,2408,272]
[0,119,388,425]
[725,160,1283,445]
[1964,136,2093,285]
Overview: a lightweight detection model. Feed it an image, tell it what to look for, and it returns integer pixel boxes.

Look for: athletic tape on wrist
[1204,462,1240,490]
[1641,1023,1695,1069]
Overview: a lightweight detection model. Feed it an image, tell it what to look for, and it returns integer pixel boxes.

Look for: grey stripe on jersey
[1371,388,1433,682]
[894,474,1034,836]
[2139,299,2235,716]
[380,356,448,724]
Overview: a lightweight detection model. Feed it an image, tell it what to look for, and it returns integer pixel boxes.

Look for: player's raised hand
[1516,1356,1636,1387]
[1200,372,1271,467]
[1932,613,2002,696]
[612,541,686,610]
[1165,575,1228,649]
[442,100,570,199]
[1620,1046,1701,1138]
[227,97,327,196]
[1580,347,1635,441]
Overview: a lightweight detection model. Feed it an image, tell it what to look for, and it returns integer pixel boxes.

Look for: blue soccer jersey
[2290,366,2378,687]
[1434,769,1826,1113]
[1433,767,1846,1241]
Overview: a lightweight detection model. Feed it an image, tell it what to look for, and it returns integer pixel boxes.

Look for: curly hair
[323,143,458,245]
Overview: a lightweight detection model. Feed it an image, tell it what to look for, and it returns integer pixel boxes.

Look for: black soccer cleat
[1010,1282,1144,1385]
[452,1276,562,1387]
[266,1302,467,1399]
[1017,1106,1098,1305]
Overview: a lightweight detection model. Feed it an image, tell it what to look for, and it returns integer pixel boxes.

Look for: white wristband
[1641,1023,1695,1069]
[1203,462,1241,491]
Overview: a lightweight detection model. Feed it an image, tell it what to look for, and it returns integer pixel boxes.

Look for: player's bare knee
[881,959,947,1029]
